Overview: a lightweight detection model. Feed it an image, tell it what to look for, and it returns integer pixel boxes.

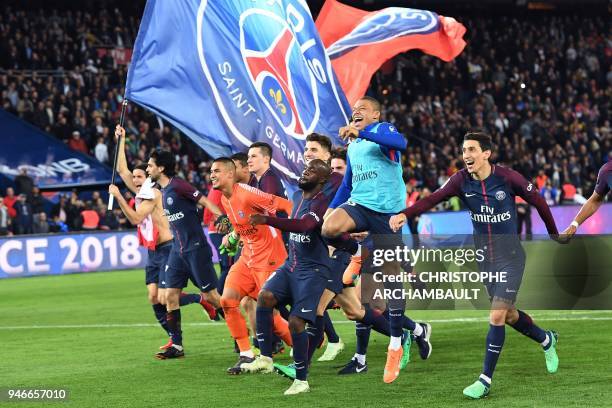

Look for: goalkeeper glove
[219,232,239,256]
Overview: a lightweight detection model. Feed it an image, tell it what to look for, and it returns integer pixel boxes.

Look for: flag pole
[107,99,129,211]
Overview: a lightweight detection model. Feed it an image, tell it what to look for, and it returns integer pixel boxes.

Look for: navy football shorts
[145,240,173,287]
[327,248,351,294]
[264,264,329,323]
[339,201,403,249]
[479,257,526,304]
[165,242,218,292]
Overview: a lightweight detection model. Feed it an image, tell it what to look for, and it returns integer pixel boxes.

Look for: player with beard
[240,159,333,395]
[146,149,224,359]
[108,126,217,354]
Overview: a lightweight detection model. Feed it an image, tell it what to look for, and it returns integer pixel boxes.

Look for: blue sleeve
[329,154,352,208]
[359,122,407,150]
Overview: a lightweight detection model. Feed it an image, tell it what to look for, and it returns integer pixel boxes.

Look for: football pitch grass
[1,269,611,408]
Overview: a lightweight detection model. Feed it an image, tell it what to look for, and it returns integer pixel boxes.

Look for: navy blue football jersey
[284,190,331,271]
[161,177,207,253]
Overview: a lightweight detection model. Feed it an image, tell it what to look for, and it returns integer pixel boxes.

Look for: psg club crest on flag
[196,0,350,179]
[126,0,350,185]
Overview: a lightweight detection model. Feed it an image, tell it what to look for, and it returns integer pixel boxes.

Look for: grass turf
[1,269,611,407]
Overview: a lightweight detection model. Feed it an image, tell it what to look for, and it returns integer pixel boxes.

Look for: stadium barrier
[0,228,221,278]
[0,230,147,278]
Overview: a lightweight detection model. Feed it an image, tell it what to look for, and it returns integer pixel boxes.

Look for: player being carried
[108,126,218,354]
[321,96,431,383]
[240,159,334,395]
[389,131,561,399]
[209,157,293,374]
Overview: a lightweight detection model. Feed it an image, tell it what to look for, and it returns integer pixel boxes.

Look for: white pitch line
[1,315,612,330]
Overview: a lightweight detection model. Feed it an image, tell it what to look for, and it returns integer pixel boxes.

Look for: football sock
[481,324,505,386]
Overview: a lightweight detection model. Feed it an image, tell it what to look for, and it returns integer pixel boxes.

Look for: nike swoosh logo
[327,280,333,282]
[465,193,477,197]
[301,308,312,313]
[356,366,366,372]
[201,284,211,290]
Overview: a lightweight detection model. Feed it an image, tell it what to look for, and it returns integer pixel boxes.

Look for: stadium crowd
[0,4,609,235]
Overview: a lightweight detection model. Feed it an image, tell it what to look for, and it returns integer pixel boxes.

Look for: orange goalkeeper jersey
[221,183,292,270]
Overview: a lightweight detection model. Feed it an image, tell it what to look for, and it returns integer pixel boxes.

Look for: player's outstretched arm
[114,125,138,194]
[197,195,222,219]
[108,184,154,225]
[390,175,462,232]
[250,213,317,233]
[509,169,560,239]
[250,194,328,233]
[562,163,610,240]
[274,195,293,215]
[561,191,604,239]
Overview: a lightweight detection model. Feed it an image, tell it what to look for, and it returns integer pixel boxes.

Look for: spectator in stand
[561,182,587,204]
[540,179,560,206]
[14,169,34,198]
[32,212,50,234]
[14,193,33,234]
[404,182,421,236]
[515,196,532,241]
[80,202,99,230]
[52,114,72,142]
[94,136,109,163]
[29,187,46,219]
[0,196,11,235]
[99,203,120,230]
[68,131,89,155]
[49,215,69,233]
[91,191,104,208]
[3,187,17,219]
[535,169,548,190]
[113,207,128,230]
[51,194,68,224]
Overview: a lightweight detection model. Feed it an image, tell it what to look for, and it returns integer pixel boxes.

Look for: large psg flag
[316,0,467,104]
[126,0,351,181]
